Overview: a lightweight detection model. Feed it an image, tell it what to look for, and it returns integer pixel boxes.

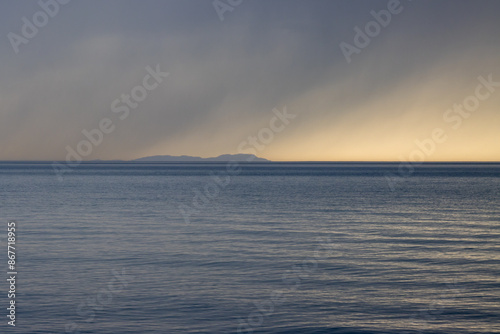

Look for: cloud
[0,0,499,161]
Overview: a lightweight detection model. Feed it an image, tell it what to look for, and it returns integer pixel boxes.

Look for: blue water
[0,162,499,333]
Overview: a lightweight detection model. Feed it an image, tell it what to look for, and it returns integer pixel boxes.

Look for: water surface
[0,162,499,333]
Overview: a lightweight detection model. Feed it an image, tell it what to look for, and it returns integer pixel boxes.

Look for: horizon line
[1,160,499,163]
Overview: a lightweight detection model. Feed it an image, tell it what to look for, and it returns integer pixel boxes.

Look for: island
[131,154,269,162]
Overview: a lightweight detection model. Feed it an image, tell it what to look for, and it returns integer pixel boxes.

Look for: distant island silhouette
[131,154,269,162]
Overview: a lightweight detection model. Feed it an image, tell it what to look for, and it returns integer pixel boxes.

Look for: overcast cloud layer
[1,0,499,161]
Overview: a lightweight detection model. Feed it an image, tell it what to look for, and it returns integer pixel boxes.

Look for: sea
[0,162,499,334]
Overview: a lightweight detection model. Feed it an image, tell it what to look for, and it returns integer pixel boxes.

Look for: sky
[0,0,499,162]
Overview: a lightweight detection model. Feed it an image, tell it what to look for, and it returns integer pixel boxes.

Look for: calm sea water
[0,162,499,334]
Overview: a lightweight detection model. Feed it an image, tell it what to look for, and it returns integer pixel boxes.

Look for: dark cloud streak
[1,0,499,160]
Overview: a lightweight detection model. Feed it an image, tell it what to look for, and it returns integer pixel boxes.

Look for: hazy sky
[1,0,499,161]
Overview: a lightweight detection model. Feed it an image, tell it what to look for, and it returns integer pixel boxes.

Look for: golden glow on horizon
[138,67,500,162]
[2,45,499,162]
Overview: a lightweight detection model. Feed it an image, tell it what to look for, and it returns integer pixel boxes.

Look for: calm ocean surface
[0,162,499,334]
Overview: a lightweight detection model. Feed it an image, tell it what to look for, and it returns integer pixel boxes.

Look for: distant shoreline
[1,161,499,164]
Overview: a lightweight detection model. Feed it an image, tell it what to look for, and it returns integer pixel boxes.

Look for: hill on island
[132,154,269,162]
